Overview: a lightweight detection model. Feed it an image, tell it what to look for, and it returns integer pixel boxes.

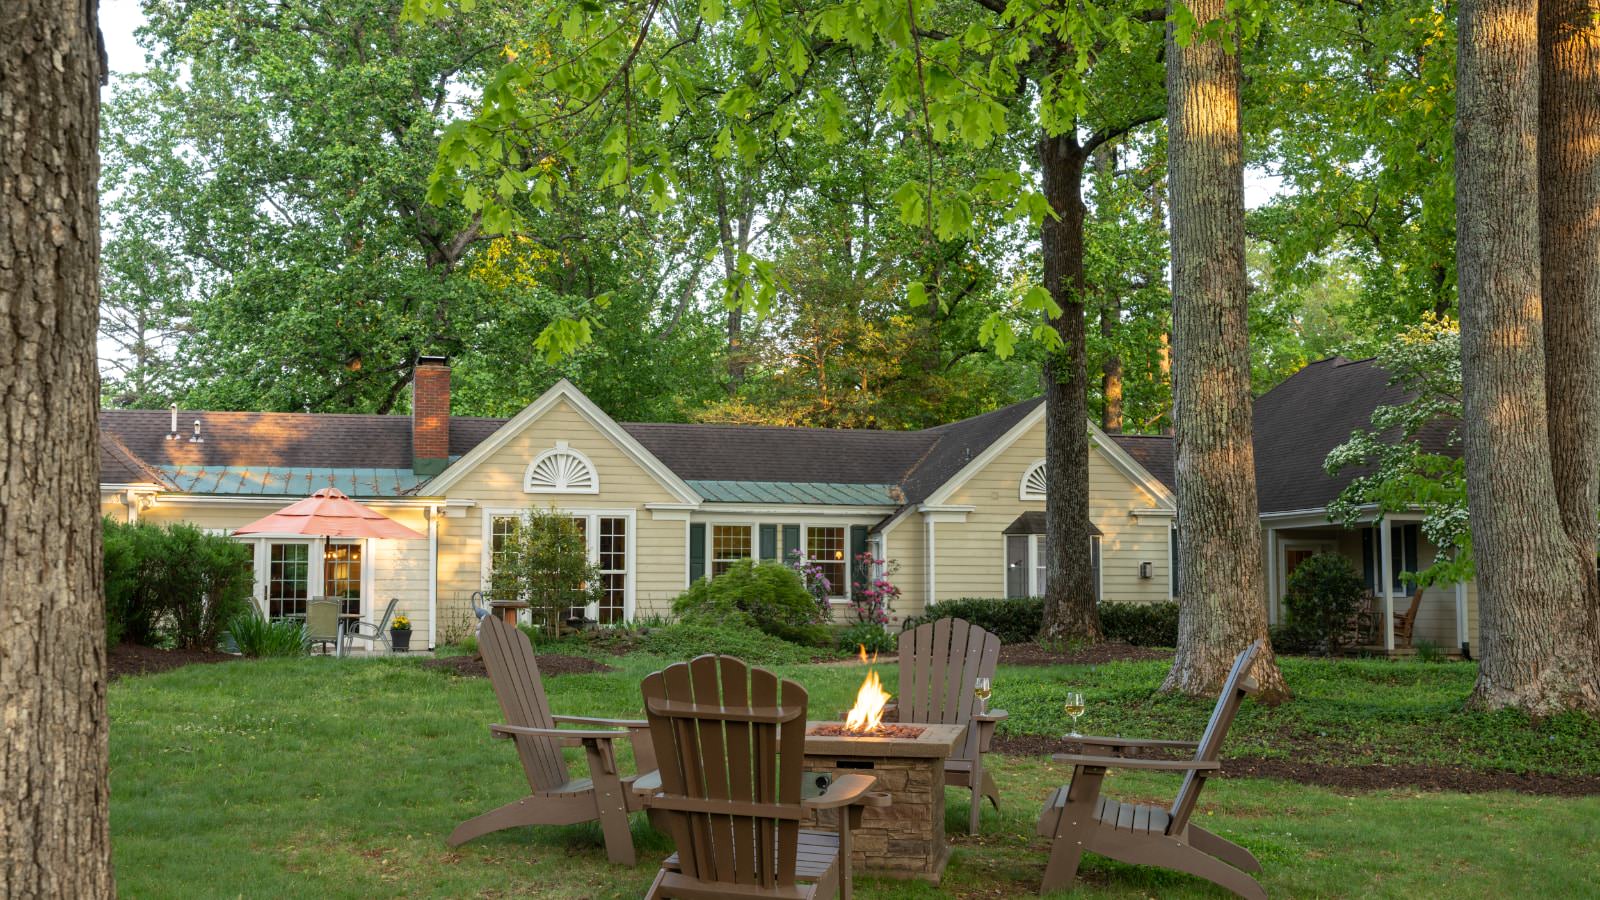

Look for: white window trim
[523,441,600,495]
[803,523,851,603]
[1019,458,1048,501]
[1001,532,1102,601]
[709,522,758,578]
[479,506,637,623]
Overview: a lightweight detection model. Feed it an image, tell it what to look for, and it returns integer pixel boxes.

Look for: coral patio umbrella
[233,487,424,540]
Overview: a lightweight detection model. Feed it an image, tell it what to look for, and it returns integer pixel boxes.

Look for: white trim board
[423,378,701,504]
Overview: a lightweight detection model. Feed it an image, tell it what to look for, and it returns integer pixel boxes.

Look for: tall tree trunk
[1100,303,1124,433]
[0,1,115,896]
[1161,0,1287,699]
[1539,0,1600,674]
[1038,131,1102,643]
[1457,0,1600,714]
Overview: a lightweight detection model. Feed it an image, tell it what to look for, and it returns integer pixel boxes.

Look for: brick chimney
[412,356,451,475]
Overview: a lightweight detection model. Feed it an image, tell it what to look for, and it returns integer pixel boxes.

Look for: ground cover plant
[108,651,1600,898]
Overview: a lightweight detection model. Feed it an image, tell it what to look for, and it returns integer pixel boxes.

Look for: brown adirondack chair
[1394,586,1425,647]
[1035,640,1267,899]
[892,617,1005,833]
[448,614,659,865]
[641,654,889,900]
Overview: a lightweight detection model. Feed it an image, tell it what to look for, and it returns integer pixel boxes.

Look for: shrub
[1281,553,1370,656]
[102,518,254,649]
[672,559,829,646]
[228,608,307,658]
[639,621,826,666]
[837,621,897,655]
[1099,601,1180,647]
[488,508,601,635]
[901,598,1044,644]
[1414,639,1447,663]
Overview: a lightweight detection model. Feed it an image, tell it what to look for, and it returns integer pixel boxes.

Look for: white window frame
[522,441,600,494]
[246,536,372,623]
[1002,532,1102,601]
[479,506,637,623]
[1019,458,1047,500]
[709,522,758,578]
[803,524,850,602]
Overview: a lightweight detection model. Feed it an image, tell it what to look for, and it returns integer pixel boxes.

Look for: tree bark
[0,1,116,896]
[1100,303,1124,433]
[1161,0,1287,699]
[1458,0,1600,714]
[1538,0,1600,675]
[1037,131,1103,643]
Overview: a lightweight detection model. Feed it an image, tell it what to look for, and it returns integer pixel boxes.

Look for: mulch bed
[420,653,614,678]
[109,643,237,681]
[993,734,1600,797]
[999,641,1172,666]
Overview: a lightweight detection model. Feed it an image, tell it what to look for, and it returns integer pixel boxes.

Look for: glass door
[323,541,364,622]
[267,542,310,619]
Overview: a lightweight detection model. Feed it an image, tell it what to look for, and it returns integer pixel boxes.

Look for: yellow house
[98,358,1179,649]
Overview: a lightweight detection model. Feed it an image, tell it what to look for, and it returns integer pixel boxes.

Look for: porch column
[1264,527,1279,626]
[427,505,439,651]
[1454,581,1468,655]
[924,518,937,605]
[1378,522,1395,651]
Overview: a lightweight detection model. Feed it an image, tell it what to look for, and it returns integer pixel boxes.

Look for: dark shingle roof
[99,430,171,486]
[898,398,1045,503]
[1109,434,1175,492]
[1252,356,1459,513]
[619,422,936,484]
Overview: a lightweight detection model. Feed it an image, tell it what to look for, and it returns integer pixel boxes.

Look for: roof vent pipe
[167,404,180,440]
[190,419,205,443]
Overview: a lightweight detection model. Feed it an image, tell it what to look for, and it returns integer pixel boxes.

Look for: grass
[110,653,1600,898]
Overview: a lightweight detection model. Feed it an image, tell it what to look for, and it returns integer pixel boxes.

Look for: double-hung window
[806,526,847,597]
[711,525,754,577]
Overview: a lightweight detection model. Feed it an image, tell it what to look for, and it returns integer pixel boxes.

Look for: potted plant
[390,614,413,653]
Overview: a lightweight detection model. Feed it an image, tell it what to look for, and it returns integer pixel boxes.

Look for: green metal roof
[687,480,898,506]
[159,465,427,498]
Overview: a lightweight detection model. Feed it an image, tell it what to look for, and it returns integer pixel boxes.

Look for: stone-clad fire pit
[799,650,965,882]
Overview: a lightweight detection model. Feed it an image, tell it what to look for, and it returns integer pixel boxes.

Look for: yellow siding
[881,513,924,627]
[925,423,1173,610]
[436,399,687,624]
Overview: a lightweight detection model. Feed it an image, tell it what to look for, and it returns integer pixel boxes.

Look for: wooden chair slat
[940,618,970,724]
[751,666,780,890]
[926,617,951,721]
[690,655,734,881]
[721,655,760,886]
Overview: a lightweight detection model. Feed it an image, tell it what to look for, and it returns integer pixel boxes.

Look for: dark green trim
[411,457,448,476]
[782,524,801,560]
[759,524,778,560]
[688,523,706,583]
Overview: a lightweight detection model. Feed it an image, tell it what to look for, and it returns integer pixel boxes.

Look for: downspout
[428,505,439,650]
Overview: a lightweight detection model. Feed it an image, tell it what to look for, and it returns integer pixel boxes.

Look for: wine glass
[973,677,992,716]
[1063,691,1086,738]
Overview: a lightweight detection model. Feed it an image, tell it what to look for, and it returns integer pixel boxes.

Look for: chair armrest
[1050,752,1221,772]
[552,715,648,728]
[489,723,626,741]
[802,773,891,810]
[973,709,1008,723]
[1073,735,1198,752]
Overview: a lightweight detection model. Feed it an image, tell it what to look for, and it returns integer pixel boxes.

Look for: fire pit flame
[843,644,892,734]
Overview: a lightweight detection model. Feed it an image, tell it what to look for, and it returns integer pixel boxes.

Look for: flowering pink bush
[786,550,833,622]
[849,552,900,627]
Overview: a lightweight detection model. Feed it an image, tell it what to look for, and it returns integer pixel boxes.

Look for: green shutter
[850,524,869,567]
[688,523,706,584]
[759,524,778,560]
[782,525,801,561]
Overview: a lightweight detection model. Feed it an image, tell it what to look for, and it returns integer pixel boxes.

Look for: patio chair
[305,597,343,657]
[448,614,659,865]
[890,617,1006,833]
[1035,640,1267,899]
[1394,586,1425,648]
[641,654,889,899]
[341,596,399,656]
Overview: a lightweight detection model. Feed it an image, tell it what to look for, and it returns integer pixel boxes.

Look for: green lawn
[110,653,1600,898]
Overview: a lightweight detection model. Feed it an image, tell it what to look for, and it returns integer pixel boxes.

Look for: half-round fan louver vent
[523,442,599,494]
[1020,459,1047,500]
